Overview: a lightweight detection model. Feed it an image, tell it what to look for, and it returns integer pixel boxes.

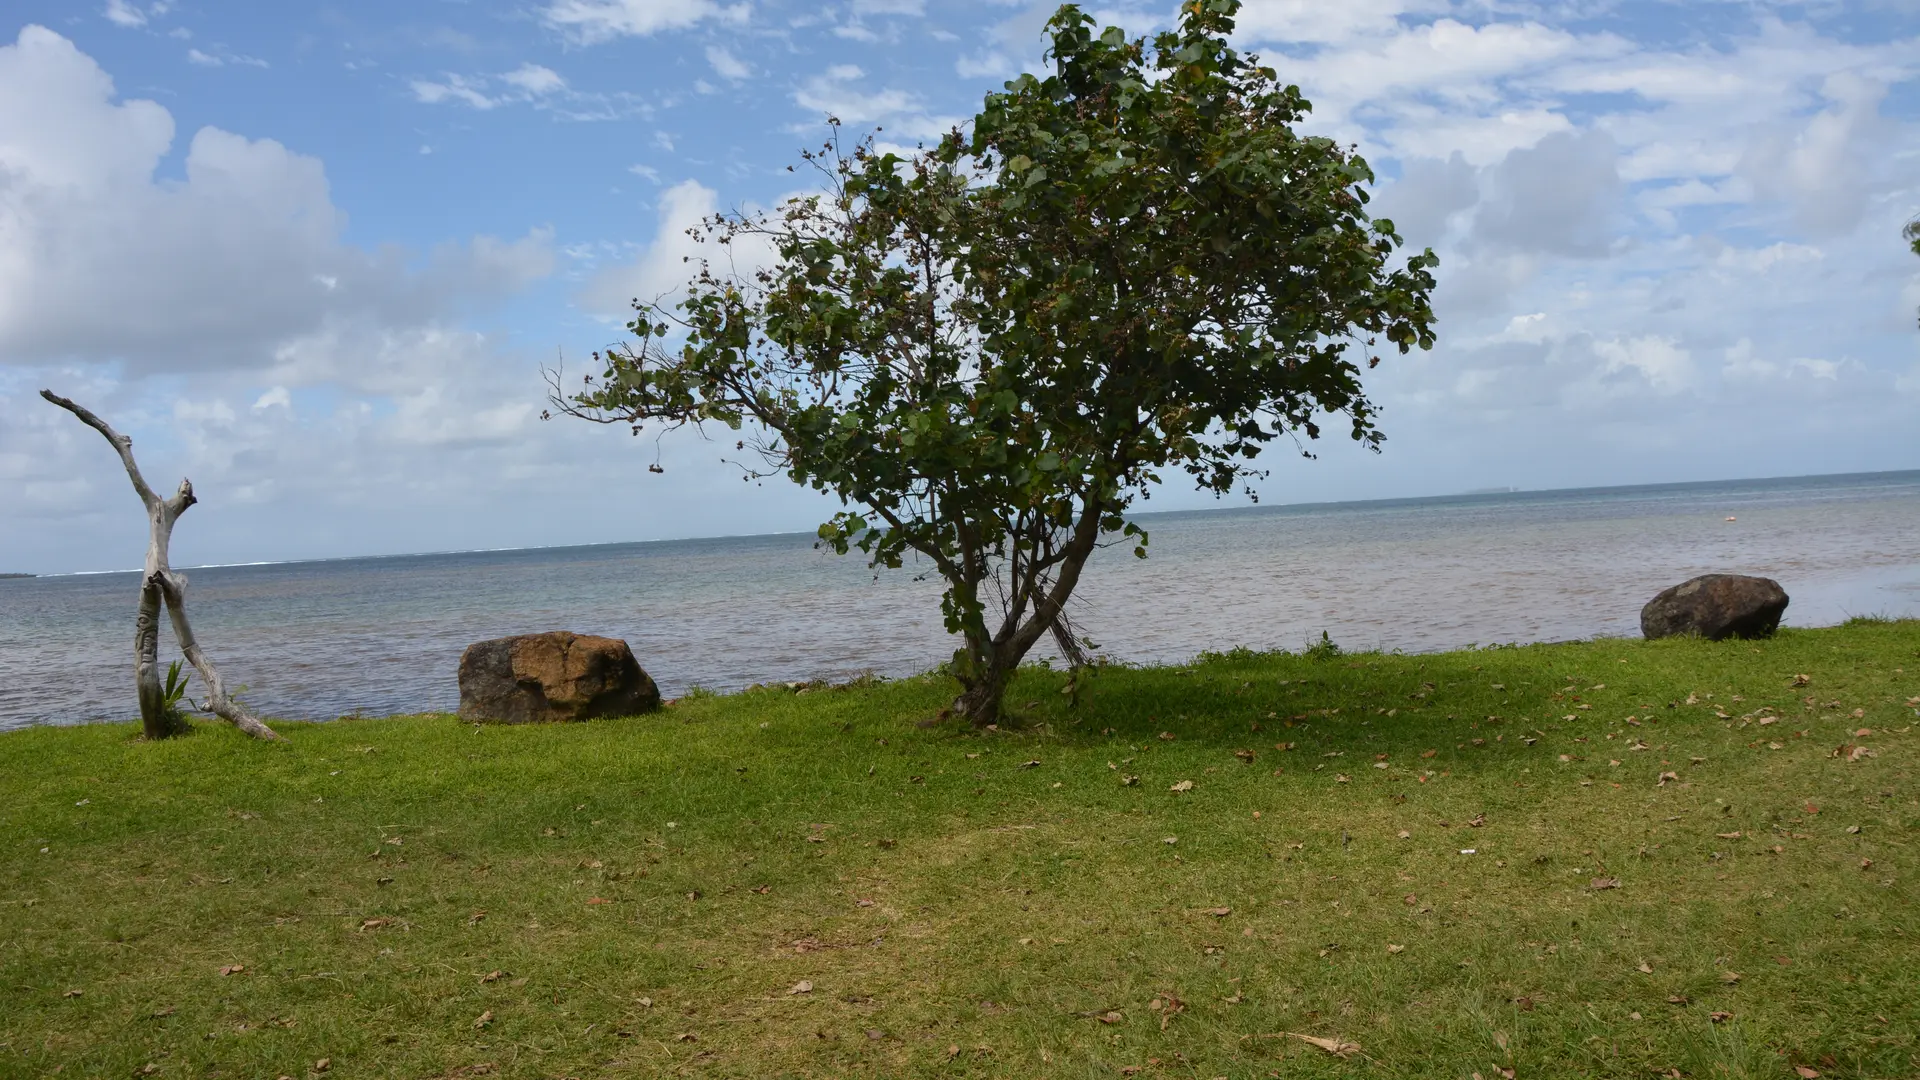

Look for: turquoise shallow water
[3,470,1917,730]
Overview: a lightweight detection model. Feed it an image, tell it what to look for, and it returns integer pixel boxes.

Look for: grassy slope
[2,623,1917,1080]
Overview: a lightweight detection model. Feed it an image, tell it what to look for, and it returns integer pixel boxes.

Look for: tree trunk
[42,390,282,742]
[950,505,1107,726]
[953,636,1014,727]
[134,574,187,740]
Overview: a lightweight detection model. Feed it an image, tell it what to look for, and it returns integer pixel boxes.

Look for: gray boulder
[1641,574,1788,641]
[458,631,660,723]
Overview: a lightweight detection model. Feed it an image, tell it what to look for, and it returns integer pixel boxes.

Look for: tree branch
[40,390,165,511]
[156,572,282,741]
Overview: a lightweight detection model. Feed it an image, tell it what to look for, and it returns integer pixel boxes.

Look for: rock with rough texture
[458,632,660,723]
[1640,574,1789,641]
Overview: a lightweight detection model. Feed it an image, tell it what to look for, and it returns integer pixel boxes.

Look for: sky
[2,0,1918,575]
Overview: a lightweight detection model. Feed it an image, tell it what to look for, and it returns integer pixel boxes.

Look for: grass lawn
[3,621,1917,1079]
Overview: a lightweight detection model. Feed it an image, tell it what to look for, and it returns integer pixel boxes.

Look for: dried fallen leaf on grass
[218,964,245,977]
[472,1010,493,1029]
[1285,1032,1363,1059]
[1795,1066,1821,1078]
[1591,877,1621,890]
[788,980,812,995]
[1170,780,1194,793]
[1149,993,1186,1030]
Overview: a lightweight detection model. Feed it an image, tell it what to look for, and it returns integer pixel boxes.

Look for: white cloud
[1595,335,1694,393]
[183,44,267,68]
[1233,0,1445,46]
[1274,19,1608,120]
[955,50,1013,79]
[1373,151,1477,248]
[0,26,555,374]
[705,45,751,81]
[578,179,723,316]
[541,0,748,44]
[792,64,956,138]
[1473,129,1622,257]
[500,63,567,96]
[413,64,573,110]
[412,74,496,109]
[1739,72,1891,236]
[103,0,156,28]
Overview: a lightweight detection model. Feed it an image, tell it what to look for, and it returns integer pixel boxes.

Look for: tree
[1908,217,1920,326]
[555,0,1438,724]
[42,391,281,741]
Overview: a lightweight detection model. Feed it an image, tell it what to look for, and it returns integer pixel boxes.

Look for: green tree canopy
[556,0,1438,723]
[1906,218,1919,325]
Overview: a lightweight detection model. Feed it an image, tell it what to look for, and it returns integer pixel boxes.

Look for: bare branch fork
[41,390,282,741]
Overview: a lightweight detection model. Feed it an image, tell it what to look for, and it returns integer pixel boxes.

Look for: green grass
[3,623,1917,1079]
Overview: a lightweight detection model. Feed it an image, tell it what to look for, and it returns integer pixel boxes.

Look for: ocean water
[2,470,1917,731]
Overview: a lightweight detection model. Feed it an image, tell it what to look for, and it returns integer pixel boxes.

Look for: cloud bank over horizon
[1,0,1917,574]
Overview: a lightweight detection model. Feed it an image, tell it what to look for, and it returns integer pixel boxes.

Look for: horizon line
[18,465,1919,579]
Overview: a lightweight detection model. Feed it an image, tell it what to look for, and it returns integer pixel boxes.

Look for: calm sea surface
[4,471,1918,730]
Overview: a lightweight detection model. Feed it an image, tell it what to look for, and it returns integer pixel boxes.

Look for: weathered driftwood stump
[41,390,280,740]
[458,632,661,723]
[1641,573,1789,641]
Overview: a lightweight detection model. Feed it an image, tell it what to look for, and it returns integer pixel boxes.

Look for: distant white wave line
[48,560,282,577]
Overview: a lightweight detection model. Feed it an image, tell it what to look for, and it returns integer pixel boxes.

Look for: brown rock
[1640,574,1788,641]
[458,632,660,723]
